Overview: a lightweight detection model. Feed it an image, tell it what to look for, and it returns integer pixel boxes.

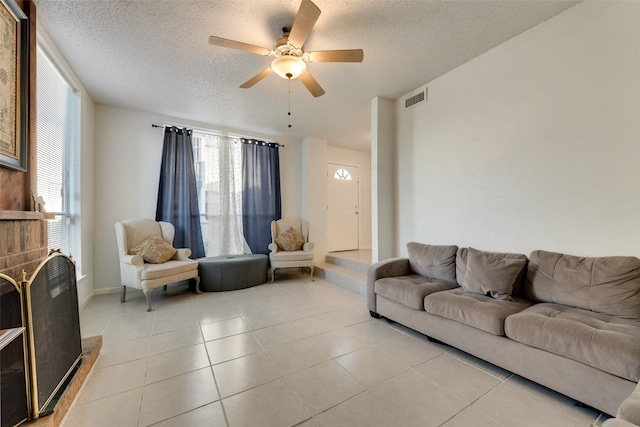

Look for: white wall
[372,97,395,262]
[301,138,328,262]
[327,146,372,250]
[93,105,302,291]
[394,1,640,259]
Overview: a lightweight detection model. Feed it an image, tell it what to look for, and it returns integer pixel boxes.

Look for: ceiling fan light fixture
[271,55,306,79]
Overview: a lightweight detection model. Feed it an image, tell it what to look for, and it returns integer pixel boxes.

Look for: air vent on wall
[405,88,427,109]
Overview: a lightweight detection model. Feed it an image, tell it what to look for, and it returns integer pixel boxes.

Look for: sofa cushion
[524,250,640,320]
[456,247,528,295]
[505,303,640,382]
[141,259,197,280]
[424,288,532,335]
[407,242,458,282]
[461,248,527,301]
[269,250,313,262]
[375,275,458,310]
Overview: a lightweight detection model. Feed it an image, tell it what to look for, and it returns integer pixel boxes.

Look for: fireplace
[0,251,82,425]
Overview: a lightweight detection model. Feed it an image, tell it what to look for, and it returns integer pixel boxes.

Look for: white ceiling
[34,0,579,152]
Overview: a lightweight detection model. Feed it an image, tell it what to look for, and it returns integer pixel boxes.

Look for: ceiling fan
[208,0,364,97]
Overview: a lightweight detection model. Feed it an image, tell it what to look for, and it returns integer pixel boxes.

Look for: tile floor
[64,273,612,427]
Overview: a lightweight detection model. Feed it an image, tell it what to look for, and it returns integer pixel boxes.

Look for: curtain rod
[151,123,284,147]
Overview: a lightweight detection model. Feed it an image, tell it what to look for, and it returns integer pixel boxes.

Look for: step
[315,262,367,295]
[325,253,370,274]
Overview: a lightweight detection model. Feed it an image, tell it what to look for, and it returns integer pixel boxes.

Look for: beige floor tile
[292,307,370,337]
[61,388,142,427]
[414,353,501,403]
[442,405,504,427]
[223,378,311,427]
[251,322,306,349]
[213,351,282,398]
[472,382,600,427]
[507,373,600,418]
[95,336,149,368]
[346,319,407,343]
[148,325,204,356]
[335,345,407,388]
[155,287,196,309]
[198,307,241,325]
[145,343,211,384]
[308,328,368,358]
[266,337,331,376]
[138,367,219,426]
[448,349,512,380]
[152,308,200,335]
[152,401,227,427]
[241,307,298,330]
[286,359,366,415]
[313,391,404,427]
[205,332,262,365]
[373,331,446,367]
[366,370,468,427]
[77,358,147,404]
[201,317,249,341]
[101,315,155,344]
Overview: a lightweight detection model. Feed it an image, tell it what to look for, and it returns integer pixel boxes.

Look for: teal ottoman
[197,254,268,292]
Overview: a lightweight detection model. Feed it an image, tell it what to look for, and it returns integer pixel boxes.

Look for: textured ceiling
[34,0,579,152]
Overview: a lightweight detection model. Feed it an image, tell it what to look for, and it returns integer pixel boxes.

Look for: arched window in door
[333,168,353,180]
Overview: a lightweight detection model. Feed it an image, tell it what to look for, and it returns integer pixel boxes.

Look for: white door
[327,163,359,252]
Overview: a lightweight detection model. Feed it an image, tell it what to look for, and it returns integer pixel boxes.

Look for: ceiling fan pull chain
[288,77,292,128]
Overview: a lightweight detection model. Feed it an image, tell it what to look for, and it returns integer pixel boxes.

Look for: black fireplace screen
[25,253,82,416]
[0,276,28,427]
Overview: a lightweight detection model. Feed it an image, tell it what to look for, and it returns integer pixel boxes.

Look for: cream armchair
[115,218,200,311]
[268,219,314,282]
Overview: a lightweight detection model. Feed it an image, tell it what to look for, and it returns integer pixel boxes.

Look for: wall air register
[405,88,427,109]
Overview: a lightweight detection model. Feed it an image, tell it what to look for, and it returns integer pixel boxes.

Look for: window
[192,131,247,256]
[36,46,81,267]
[334,168,352,180]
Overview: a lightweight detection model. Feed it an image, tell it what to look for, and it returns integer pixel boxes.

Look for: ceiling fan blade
[208,36,270,56]
[299,70,325,97]
[288,0,321,49]
[308,49,364,63]
[240,67,274,88]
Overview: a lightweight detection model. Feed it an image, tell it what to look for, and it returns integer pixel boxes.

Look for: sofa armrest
[122,254,144,267]
[303,242,314,252]
[366,258,411,313]
[618,382,640,425]
[268,243,279,253]
[173,248,192,261]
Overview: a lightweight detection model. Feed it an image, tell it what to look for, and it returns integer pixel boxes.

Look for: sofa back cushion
[461,248,527,301]
[456,247,528,295]
[524,250,640,320]
[406,242,458,283]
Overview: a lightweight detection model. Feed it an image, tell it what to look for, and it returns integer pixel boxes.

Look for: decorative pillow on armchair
[275,227,305,251]
[461,247,527,301]
[130,235,176,264]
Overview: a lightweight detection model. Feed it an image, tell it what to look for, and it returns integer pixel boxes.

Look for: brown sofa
[367,243,640,416]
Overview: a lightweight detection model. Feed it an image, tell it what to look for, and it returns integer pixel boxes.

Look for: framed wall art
[0,0,28,172]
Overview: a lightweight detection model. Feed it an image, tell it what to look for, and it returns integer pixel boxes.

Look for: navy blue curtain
[156,127,206,259]
[242,139,282,255]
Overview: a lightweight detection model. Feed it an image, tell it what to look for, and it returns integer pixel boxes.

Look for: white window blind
[36,46,80,265]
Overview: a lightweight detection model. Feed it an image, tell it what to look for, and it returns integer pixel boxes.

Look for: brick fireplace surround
[0,211,51,282]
